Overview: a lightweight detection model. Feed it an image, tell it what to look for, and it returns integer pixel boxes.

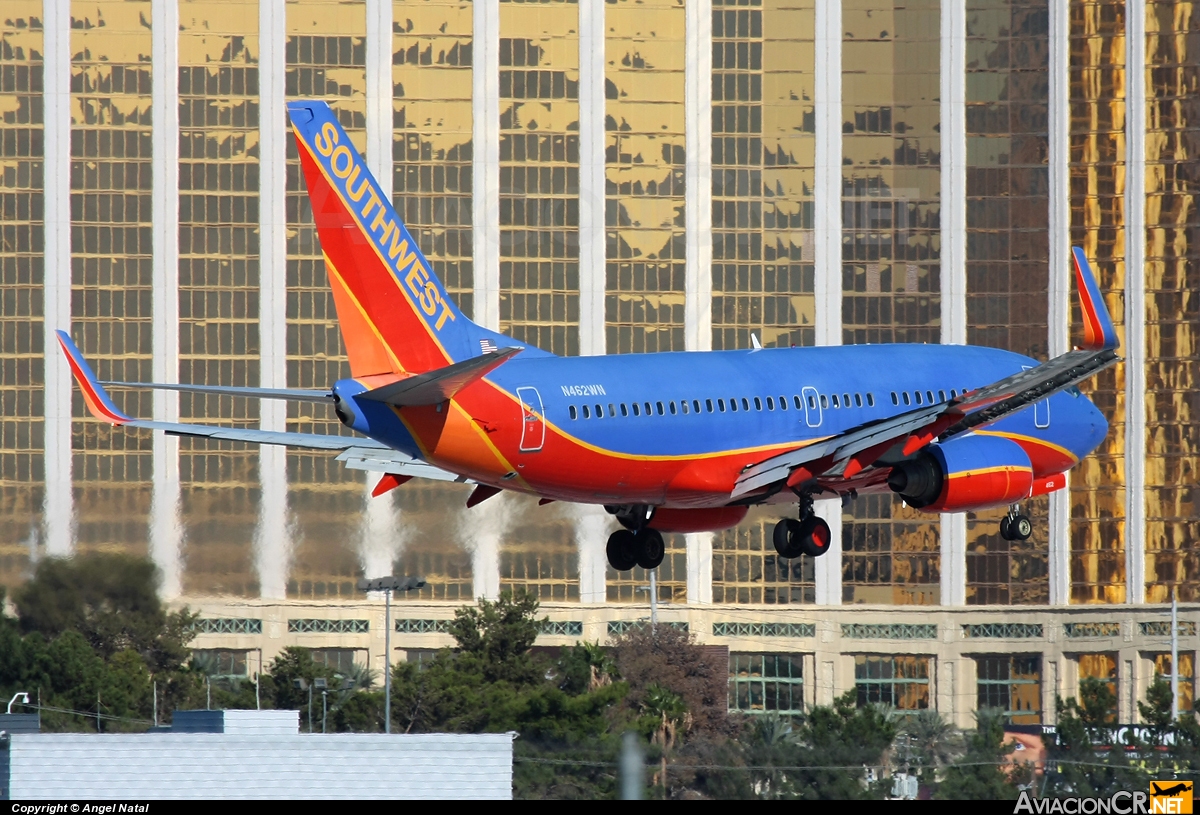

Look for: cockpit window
[1066,385,1082,398]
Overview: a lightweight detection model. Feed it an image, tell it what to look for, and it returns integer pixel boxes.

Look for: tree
[789,691,898,800]
[1047,679,1147,797]
[936,708,1021,800]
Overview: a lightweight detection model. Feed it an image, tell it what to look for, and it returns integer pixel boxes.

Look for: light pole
[6,693,29,714]
[357,575,426,734]
[294,678,312,733]
[315,677,328,733]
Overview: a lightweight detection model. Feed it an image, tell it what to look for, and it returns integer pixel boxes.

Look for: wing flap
[102,381,334,402]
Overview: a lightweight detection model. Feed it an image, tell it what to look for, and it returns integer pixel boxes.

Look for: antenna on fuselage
[750,333,762,351]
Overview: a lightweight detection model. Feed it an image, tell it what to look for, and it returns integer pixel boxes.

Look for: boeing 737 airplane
[57,101,1120,572]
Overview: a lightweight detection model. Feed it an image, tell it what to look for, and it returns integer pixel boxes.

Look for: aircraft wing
[54,331,458,484]
[732,247,1121,500]
[101,381,333,403]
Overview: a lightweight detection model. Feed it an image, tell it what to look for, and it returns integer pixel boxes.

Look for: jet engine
[887,435,1034,513]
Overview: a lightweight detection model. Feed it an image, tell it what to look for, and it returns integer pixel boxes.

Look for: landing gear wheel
[999,515,1012,540]
[798,516,832,558]
[606,529,639,571]
[773,518,804,559]
[1010,514,1032,541]
[635,528,666,570]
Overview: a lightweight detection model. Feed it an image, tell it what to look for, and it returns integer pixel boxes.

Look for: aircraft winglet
[1072,247,1120,351]
[55,330,131,425]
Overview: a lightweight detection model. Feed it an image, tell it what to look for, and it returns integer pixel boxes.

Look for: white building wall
[9,733,514,799]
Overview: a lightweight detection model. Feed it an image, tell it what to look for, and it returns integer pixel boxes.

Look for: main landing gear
[772,494,832,559]
[605,504,666,571]
[999,504,1032,541]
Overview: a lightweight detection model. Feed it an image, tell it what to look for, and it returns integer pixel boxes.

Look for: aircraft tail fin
[287,101,525,377]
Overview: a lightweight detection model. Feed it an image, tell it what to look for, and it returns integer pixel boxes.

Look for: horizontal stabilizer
[358,347,522,407]
[102,381,333,403]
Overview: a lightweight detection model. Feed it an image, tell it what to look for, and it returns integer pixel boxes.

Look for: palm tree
[580,641,617,691]
[902,709,959,774]
[641,684,691,799]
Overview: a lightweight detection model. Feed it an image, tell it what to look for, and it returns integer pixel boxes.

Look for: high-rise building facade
[1,0,1195,724]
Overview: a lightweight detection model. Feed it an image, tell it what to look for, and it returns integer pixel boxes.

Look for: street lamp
[357,575,426,734]
[7,693,29,715]
[314,677,328,734]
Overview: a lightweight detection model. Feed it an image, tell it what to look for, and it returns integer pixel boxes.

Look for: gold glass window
[390,2,478,602]
[68,0,154,556]
[1143,1,1199,603]
[712,511,815,604]
[975,654,1042,724]
[605,0,686,354]
[0,5,44,589]
[963,1,1051,604]
[284,0,369,602]
[392,0,474,313]
[1068,0,1125,604]
[1076,651,1117,721]
[729,652,805,715]
[500,503,580,602]
[711,0,815,351]
[499,0,580,356]
[178,0,262,597]
[854,654,931,712]
[607,531,686,603]
[1152,652,1195,713]
[840,1,942,606]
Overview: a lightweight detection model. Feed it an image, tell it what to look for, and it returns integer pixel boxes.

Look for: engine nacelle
[887,435,1034,513]
[649,506,748,533]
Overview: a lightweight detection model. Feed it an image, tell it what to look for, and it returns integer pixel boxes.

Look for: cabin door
[517,386,546,452]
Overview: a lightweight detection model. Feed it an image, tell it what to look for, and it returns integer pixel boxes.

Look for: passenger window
[569,405,578,420]
[926,390,934,404]
[766,396,774,410]
[644,402,652,415]
[582,405,591,419]
[669,401,677,415]
[718,398,726,412]
[632,403,640,416]
[891,392,899,405]
[820,395,828,409]
[693,399,701,413]
[754,397,763,411]
[730,398,738,412]
[620,403,628,417]
[831,394,839,408]
[706,399,714,412]
[843,393,851,407]
[656,401,665,415]
[854,393,862,407]
[794,395,803,410]
[609,403,617,417]
[681,401,689,415]
[938,390,946,402]
[596,403,604,417]
[914,391,923,405]
[741,398,750,411]
[779,395,787,411]
[808,395,816,410]
[950,389,957,398]
[867,393,875,407]
[902,392,910,406]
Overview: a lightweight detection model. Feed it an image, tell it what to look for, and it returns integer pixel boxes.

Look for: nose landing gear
[999,504,1032,541]
[772,494,832,559]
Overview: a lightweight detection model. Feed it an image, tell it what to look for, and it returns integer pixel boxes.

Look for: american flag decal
[480,338,498,354]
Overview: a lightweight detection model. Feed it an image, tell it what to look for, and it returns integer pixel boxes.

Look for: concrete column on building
[818,658,836,706]
[460,495,506,601]
[575,504,610,604]
[938,657,957,727]
[360,3,406,583]
[577,0,606,356]
[958,656,979,730]
[685,533,713,605]
[574,0,609,604]
[802,653,817,709]
[42,0,73,558]
[938,0,967,608]
[1046,0,1072,605]
[1124,0,1147,605]
[684,0,712,354]
[151,0,182,599]
[365,0,393,201]
[1043,657,1059,725]
[1119,654,1136,724]
[472,0,500,330]
[812,0,843,604]
[255,0,290,600]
